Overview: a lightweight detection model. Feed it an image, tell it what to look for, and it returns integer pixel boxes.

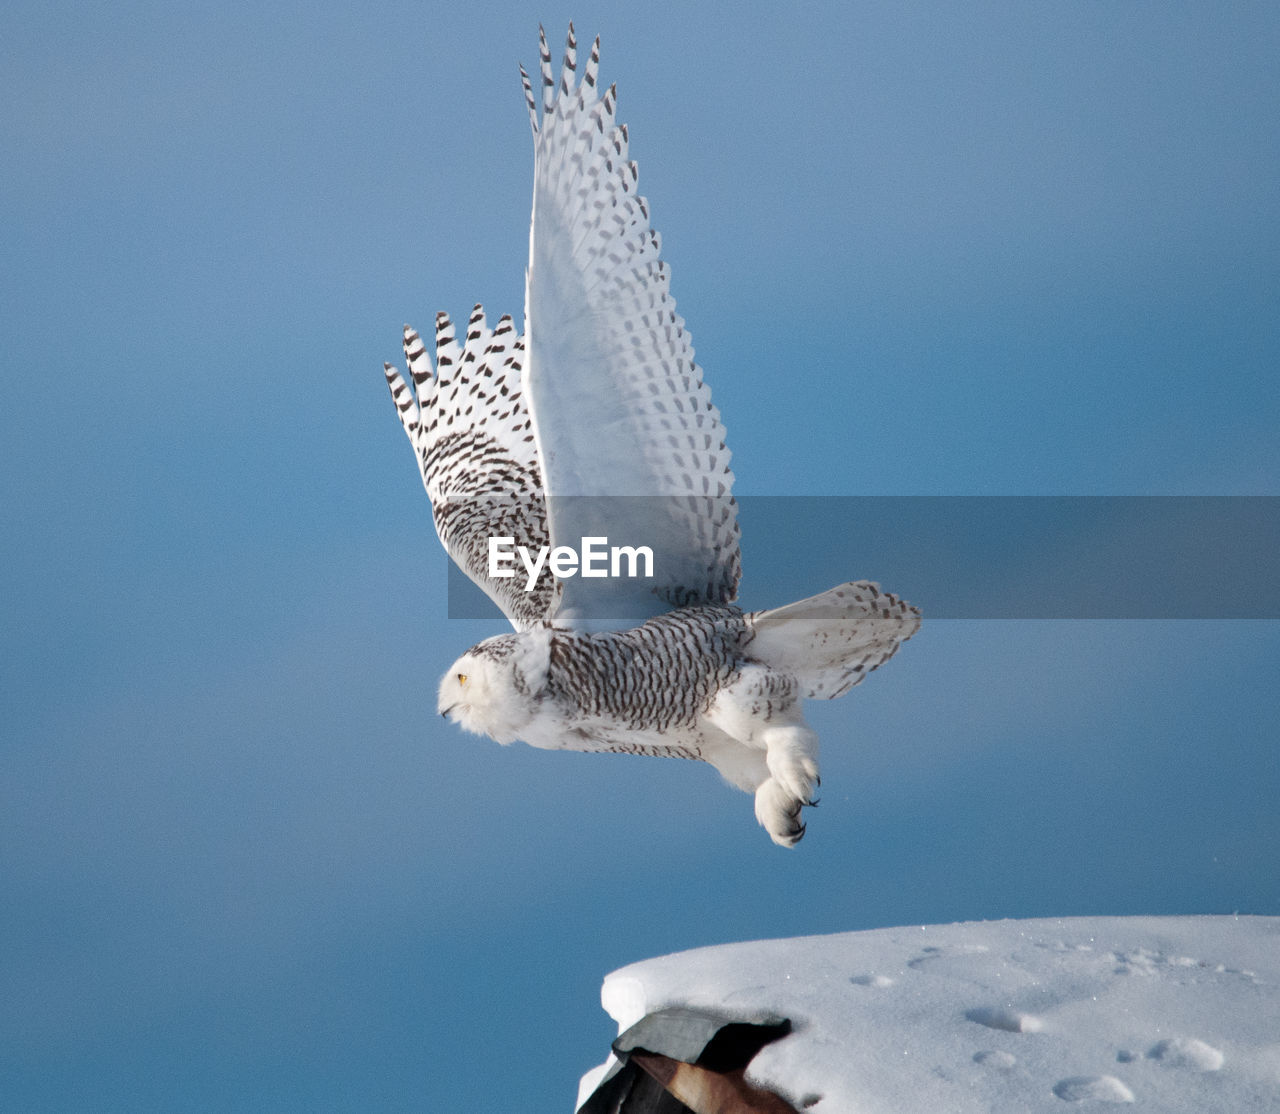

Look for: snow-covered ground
[579,916,1280,1111]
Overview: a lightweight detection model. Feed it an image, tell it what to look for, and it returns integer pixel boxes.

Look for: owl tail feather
[744,582,921,700]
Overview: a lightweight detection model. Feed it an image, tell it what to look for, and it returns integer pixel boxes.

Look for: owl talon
[755,777,812,847]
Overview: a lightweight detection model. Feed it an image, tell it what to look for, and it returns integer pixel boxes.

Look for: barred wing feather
[383,308,555,630]
[522,26,741,628]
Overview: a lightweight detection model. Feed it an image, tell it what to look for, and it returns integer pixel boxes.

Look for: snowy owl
[383,26,920,845]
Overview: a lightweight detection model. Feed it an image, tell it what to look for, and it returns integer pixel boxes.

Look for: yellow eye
[457,673,468,684]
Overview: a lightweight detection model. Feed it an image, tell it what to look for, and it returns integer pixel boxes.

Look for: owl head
[437,630,550,744]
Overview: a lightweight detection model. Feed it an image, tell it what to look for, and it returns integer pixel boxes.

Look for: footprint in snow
[965,1006,1045,1034]
[907,943,989,969]
[973,1050,1017,1071]
[849,974,895,988]
[1146,1036,1224,1071]
[1052,1075,1135,1103]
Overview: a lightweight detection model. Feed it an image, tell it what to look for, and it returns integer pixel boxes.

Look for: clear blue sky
[3,2,1278,1111]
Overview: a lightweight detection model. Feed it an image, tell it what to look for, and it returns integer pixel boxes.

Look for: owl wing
[384,307,556,630]
[521,26,741,629]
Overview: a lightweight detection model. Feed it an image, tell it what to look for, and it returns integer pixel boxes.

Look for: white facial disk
[437,648,530,745]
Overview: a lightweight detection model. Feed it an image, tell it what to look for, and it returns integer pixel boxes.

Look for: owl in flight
[383,26,919,845]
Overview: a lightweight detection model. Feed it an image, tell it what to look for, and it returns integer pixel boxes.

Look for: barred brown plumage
[546,606,745,732]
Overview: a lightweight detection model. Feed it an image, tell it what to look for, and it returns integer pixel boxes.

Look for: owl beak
[440,703,458,719]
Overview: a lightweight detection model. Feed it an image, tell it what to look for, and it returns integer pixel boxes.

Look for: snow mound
[581,916,1280,1112]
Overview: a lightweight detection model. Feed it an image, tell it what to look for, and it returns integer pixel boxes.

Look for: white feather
[385,27,922,846]
[523,26,740,627]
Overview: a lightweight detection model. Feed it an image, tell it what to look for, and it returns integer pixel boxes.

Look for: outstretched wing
[384,306,555,630]
[521,26,741,628]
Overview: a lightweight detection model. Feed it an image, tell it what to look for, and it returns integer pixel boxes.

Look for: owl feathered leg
[763,724,821,809]
[705,666,820,847]
[754,724,820,847]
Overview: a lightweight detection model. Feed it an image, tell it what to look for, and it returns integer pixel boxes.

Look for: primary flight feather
[383,25,919,845]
